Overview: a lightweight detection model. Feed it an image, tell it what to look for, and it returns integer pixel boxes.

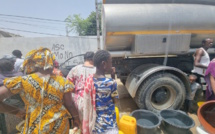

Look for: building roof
[0,30,21,37]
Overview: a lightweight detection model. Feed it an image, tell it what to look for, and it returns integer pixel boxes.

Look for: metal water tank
[104,0,215,5]
[103,4,215,52]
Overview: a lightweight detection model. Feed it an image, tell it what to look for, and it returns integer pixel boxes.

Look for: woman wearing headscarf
[0,47,79,134]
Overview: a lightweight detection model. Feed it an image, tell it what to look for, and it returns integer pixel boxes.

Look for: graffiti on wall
[52,44,73,60]
[52,44,84,65]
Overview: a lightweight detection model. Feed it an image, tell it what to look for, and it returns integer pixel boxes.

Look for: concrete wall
[0,36,101,66]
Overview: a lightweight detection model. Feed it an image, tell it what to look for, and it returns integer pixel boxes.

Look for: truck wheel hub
[152,87,169,104]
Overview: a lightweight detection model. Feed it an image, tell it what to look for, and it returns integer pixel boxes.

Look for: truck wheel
[135,73,186,113]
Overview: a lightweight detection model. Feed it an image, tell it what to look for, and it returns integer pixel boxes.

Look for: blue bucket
[130,109,161,134]
[159,109,195,134]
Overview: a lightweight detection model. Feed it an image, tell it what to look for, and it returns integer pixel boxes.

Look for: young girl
[83,50,118,134]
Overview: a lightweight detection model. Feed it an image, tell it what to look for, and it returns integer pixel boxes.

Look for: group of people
[184,38,215,113]
[0,50,25,134]
[0,48,118,134]
[0,38,215,133]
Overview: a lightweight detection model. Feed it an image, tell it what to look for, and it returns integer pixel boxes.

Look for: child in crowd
[184,74,201,113]
[82,50,118,134]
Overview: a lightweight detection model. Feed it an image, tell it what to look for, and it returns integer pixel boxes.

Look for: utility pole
[66,26,69,37]
[95,0,101,50]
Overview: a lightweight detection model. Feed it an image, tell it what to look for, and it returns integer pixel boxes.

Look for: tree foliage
[65,11,101,36]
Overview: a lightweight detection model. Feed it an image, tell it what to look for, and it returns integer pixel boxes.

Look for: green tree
[65,11,101,36]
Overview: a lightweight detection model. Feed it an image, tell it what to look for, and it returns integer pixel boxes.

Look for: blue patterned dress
[93,77,118,133]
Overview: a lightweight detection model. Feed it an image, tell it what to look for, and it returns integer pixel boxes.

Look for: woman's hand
[71,126,81,134]
[73,116,81,129]
[111,67,116,79]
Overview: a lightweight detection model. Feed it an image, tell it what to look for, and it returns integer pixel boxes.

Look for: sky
[0,0,99,37]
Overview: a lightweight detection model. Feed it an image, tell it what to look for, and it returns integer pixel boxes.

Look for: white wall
[0,36,102,65]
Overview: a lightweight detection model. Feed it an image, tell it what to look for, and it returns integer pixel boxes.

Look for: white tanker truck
[102,0,215,112]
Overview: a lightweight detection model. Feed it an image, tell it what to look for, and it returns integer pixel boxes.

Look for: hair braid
[93,50,110,67]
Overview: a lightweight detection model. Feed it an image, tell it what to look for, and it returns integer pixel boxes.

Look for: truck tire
[135,73,186,113]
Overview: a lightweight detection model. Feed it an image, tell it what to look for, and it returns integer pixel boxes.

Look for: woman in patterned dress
[66,51,96,123]
[205,58,215,100]
[0,47,79,134]
[82,50,118,134]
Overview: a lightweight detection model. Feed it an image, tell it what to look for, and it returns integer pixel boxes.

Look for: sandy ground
[115,79,200,134]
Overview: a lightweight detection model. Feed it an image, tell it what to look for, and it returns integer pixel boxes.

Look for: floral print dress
[67,64,96,121]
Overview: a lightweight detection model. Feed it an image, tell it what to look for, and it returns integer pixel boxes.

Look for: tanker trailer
[104,0,215,5]
[102,3,215,112]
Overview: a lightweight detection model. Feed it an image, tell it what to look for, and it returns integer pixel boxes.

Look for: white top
[192,47,210,76]
[14,58,24,72]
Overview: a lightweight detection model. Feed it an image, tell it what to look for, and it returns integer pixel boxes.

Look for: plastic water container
[119,115,137,134]
[130,110,161,134]
[196,126,209,134]
[119,130,124,134]
[160,110,195,134]
[115,107,119,126]
[197,101,205,107]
